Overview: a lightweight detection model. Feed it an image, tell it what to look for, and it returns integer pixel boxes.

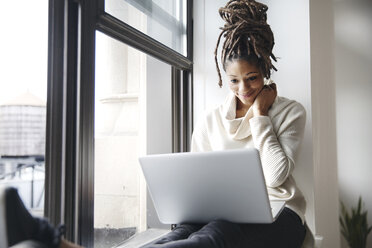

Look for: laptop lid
[139,148,283,224]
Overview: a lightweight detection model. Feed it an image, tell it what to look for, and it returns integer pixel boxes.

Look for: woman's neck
[236,100,251,118]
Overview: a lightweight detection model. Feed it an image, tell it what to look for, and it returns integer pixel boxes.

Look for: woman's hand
[252,83,277,117]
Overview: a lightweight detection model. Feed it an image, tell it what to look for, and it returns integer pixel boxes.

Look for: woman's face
[225,59,264,108]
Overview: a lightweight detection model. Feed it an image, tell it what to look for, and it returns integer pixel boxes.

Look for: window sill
[116,228,170,248]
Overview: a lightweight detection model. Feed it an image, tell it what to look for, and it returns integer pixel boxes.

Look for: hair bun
[214,0,277,87]
[219,0,268,25]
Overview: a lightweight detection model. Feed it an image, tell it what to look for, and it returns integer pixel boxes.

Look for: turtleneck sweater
[191,92,307,224]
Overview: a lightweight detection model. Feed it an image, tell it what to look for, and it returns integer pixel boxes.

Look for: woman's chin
[237,97,254,108]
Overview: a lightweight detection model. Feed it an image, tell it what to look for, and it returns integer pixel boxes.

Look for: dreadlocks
[214,0,277,87]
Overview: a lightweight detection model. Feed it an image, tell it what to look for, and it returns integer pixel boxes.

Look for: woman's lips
[239,91,255,98]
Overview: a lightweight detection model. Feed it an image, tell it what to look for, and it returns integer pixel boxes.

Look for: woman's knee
[189,220,245,248]
[203,220,241,233]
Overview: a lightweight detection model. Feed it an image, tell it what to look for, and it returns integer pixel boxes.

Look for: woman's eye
[230,79,238,83]
[248,76,257,81]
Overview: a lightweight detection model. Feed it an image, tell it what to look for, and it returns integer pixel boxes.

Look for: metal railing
[0,155,45,210]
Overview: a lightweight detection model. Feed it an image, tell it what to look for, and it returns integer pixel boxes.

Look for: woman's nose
[239,80,250,91]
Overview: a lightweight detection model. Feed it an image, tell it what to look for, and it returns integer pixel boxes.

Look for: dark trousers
[5,187,62,248]
[142,208,306,248]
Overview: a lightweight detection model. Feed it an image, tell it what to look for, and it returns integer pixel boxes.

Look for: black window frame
[45,0,193,246]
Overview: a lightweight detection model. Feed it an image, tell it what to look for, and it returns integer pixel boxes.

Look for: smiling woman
[224,59,266,117]
[142,1,307,247]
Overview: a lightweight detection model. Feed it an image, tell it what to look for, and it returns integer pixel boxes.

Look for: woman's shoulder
[198,101,226,120]
[272,96,306,117]
[269,96,306,131]
[194,104,220,126]
[269,96,307,136]
[196,107,222,130]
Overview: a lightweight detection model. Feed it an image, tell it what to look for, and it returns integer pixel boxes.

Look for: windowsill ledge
[100,93,139,103]
[116,228,170,248]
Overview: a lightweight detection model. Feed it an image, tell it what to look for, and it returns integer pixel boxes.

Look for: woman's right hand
[252,83,277,117]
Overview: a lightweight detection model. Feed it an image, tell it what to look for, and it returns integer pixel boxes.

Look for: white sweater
[191,92,306,223]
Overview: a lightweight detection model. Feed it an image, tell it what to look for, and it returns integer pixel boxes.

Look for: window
[47,0,192,246]
[105,0,187,55]
[94,32,173,246]
[0,0,48,217]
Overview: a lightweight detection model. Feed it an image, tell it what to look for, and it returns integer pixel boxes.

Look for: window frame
[46,0,193,246]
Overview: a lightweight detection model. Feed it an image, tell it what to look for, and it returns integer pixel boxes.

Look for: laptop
[139,148,285,224]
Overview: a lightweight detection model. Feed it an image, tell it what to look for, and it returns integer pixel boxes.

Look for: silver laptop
[139,148,285,224]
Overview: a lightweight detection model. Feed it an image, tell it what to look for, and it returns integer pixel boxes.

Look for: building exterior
[0,91,46,156]
[0,91,46,212]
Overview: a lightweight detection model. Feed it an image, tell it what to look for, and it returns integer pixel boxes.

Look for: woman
[143,0,307,247]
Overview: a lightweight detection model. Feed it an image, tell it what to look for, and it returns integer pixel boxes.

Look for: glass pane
[105,0,187,56]
[94,31,173,247]
[0,0,48,217]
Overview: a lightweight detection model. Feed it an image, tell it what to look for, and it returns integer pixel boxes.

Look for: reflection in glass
[94,31,172,247]
[105,0,187,56]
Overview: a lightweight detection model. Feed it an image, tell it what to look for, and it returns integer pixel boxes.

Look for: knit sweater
[191,92,307,224]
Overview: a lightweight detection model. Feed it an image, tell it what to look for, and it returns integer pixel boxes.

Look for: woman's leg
[142,220,250,248]
[4,187,62,247]
[238,208,306,248]
[3,187,81,248]
[142,208,306,248]
[141,224,204,247]
[148,224,204,245]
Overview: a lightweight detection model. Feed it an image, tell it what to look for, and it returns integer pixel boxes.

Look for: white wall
[309,0,340,246]
[193,0,315,235]
[334,1,372,247]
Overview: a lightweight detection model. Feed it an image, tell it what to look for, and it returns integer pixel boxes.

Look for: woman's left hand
[252,83,277,116]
